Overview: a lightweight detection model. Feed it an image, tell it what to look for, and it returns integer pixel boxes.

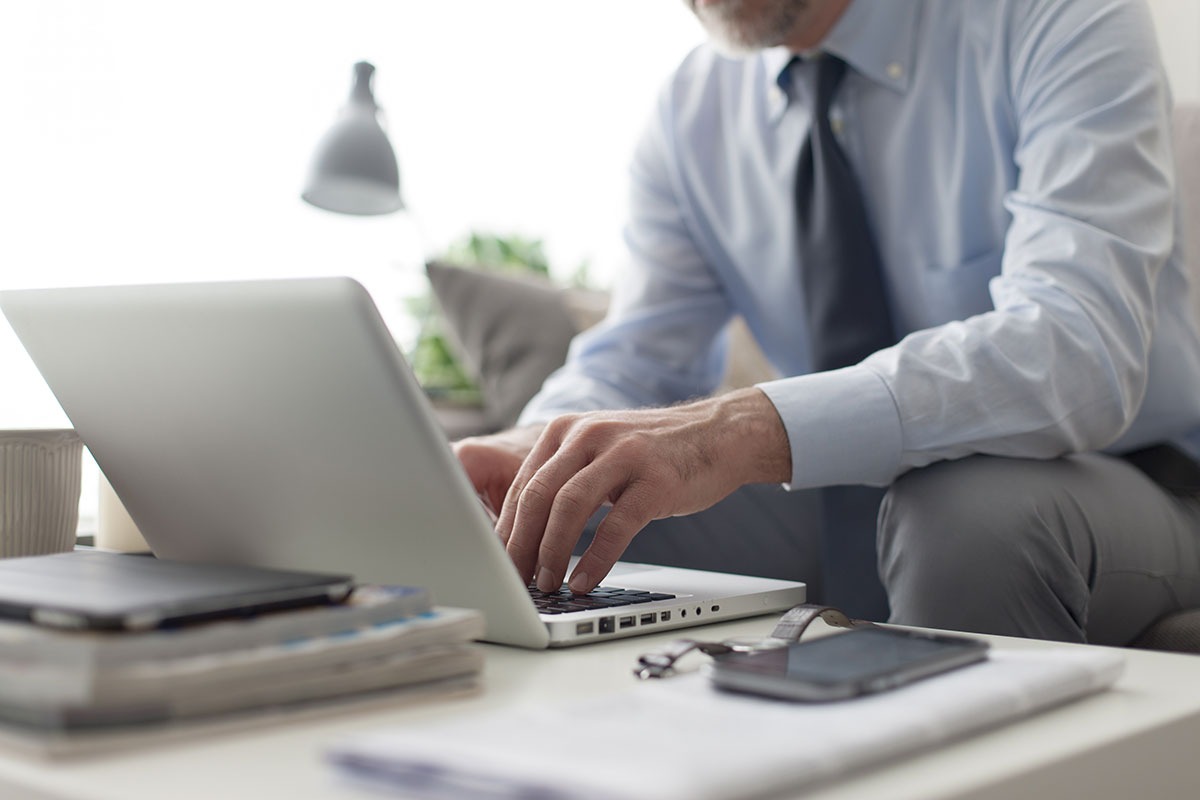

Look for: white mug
[0,429,84,558]
[97,470,149,552]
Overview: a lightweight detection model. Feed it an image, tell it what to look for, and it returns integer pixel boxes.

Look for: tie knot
[785,54,848,115]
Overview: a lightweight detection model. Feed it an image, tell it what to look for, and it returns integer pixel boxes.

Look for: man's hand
[495,388,791,594]
[453,425,546,517]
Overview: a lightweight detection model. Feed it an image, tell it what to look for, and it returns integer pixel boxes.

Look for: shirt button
[887,62,904,80]
[831,117,845,135]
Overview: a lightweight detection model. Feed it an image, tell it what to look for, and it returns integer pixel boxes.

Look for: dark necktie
[794,55,895,372]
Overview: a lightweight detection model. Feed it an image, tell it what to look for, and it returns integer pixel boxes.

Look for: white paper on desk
[328,649,1123,800]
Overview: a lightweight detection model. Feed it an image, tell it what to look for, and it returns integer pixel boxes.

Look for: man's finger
[495,423,568,546]
[567,485,656,594]
[505,448,590,586]
[535,463,618,592]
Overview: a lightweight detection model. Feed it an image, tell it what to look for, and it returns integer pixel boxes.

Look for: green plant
[442,232,551,278]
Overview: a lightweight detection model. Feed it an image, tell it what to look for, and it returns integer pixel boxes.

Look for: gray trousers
[585,451,1200,645]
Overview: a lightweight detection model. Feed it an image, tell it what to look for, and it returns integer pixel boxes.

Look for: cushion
[426,261,779,434]
[1133,608,1200,653]
[426,261,578,432]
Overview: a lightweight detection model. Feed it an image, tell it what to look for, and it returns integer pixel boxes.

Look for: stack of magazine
[0,584,484,731]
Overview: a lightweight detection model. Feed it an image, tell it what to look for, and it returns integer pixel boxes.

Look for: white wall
[0,1,705,427]
[1147,0,1200,102]
[0,1,706,290]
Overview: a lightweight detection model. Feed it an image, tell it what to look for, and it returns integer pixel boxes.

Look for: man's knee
[878,457,1025,601]
[877,456,1090,639]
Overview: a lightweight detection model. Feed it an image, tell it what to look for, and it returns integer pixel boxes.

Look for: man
[455,0,1200,644]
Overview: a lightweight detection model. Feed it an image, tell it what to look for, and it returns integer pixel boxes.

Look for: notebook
[0,278,805,648]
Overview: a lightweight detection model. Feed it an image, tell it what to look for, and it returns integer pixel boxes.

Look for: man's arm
[761,0,1181,489]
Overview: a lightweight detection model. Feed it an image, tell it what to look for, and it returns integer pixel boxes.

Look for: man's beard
[690,0,812,57]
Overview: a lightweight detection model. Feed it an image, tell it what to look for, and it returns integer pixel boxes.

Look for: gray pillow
[425,261,579,432]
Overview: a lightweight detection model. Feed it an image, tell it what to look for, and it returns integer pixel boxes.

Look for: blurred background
[1,0,1197,525]
[0,1,706,419]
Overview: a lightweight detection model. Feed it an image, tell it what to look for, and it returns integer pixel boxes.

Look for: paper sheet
[329,648,1123,800]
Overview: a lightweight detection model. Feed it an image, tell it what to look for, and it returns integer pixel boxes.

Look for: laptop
[0,278,804,648]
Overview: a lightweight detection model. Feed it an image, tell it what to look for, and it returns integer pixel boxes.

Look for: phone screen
[710,627,988,700]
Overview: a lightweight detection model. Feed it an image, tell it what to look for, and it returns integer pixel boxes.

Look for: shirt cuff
[756,366,903,489]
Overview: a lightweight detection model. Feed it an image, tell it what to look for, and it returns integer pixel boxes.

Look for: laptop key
[527,584,662,612]
[558,597,608,609]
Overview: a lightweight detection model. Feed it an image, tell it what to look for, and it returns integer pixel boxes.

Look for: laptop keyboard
[528,585,676,615]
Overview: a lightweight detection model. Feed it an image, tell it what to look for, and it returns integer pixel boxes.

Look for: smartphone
[705,627,989,702]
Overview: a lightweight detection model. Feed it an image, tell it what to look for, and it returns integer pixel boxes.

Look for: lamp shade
[302,62,404,215]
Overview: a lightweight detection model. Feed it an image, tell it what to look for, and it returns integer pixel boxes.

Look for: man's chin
[702,33,767,59]
[691,0,798,56]
[696,20,780,57]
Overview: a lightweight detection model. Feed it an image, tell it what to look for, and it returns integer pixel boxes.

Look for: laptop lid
[1,279,553,648]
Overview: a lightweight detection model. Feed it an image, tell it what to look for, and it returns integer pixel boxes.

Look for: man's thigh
[577,483,892,619]
[879,452,1200,644]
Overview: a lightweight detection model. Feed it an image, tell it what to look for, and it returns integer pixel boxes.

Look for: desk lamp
[302,61,404,215]
[301,60,425,350]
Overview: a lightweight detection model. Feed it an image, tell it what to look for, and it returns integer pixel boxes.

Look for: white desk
[0,615,1197,800]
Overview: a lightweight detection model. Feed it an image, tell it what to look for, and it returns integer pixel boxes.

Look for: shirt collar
[761,0,918,116]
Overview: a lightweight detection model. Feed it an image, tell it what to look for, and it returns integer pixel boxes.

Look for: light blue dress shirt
[520,0,1200,489]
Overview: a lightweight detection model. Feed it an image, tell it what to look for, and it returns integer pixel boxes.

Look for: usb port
[618,615,636,629]
[575,621,595,635]
[640,612,656,625]
[661,610,672,622]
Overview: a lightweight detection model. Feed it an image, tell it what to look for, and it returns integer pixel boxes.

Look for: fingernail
[568,572,589,594]
[537,567,556,592]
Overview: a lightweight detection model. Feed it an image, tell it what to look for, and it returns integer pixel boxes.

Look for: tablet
[0,550,354,630]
